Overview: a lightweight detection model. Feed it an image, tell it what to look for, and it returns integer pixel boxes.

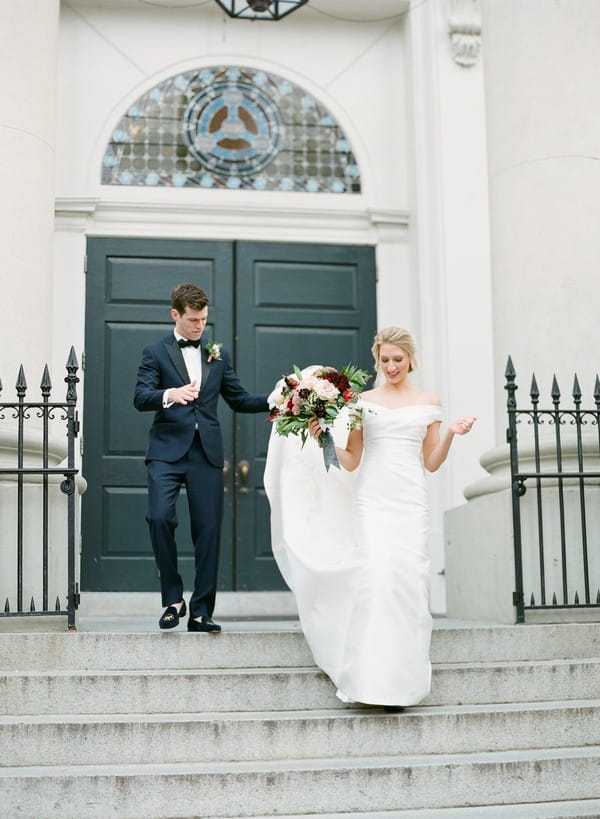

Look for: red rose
[342,389,354,402]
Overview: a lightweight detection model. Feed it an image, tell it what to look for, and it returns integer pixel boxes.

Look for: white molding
[55,198,99,232]
[409,0,451,423]
[55,195,409,246]
[448,0,482,67]
[409,0,496,490]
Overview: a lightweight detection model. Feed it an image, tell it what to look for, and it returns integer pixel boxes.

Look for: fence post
[505,356,525,623]
[63,347,80,631]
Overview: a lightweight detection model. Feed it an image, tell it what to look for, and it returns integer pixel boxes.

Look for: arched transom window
[102,66,361,194]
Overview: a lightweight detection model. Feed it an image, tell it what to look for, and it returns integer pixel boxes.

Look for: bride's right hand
[308,417,322,440]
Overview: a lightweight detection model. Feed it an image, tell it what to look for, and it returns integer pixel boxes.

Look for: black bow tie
[177,338,201,349]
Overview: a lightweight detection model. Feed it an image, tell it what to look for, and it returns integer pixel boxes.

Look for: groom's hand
[168,381,199,405]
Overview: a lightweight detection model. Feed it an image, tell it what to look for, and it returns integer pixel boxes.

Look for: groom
[134,282,269,632]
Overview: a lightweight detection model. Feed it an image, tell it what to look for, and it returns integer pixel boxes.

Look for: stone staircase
[1,620,600,818]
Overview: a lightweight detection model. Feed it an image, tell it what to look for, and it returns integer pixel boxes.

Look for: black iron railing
[506,356,600,622]
[0,348,80,629]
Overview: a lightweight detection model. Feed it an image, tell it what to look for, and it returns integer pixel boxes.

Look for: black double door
[81,238,376,592]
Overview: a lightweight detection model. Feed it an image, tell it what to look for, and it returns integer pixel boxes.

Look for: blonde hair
[371,326,418,372]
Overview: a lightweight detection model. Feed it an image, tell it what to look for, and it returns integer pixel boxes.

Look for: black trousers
[146,432,223,618]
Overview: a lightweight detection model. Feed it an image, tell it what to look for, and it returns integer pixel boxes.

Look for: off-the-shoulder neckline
[358,400,441,412]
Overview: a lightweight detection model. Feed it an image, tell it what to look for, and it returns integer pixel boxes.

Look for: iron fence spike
[65,347,80,402]
[55,596,61,611]
[529,373,539,401]
[505,355,515,378]
[574,590,580,605]
[66,346,79,370]
[594,375,600,403]
[551,374,560,401]
[29,597,36,612]
[530,593,535,606]
[4,598,9,613]
[552,592,558,606]
[572,373,582,402]
[40,364,52,394]
[597,589,600,605]
[16,365,27,394]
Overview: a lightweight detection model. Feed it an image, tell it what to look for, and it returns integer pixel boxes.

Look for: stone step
[1,746,599,817]
[2,699,599,767]
[210,802,600,819]
[2,658,599,716]
[2,620,600,672]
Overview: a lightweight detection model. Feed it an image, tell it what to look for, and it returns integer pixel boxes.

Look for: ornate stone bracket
[448,0,482,67]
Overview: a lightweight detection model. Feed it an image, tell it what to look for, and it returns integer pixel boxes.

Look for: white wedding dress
[264,394,442,707]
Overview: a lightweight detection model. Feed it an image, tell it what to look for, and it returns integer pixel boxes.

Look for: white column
[408,0,496,614]
[0,0,60,394]
[480,0,600,419]
[409,0,496,500]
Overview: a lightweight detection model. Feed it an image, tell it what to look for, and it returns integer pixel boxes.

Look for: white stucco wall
[481,0,600,437]
[0,0,59,394]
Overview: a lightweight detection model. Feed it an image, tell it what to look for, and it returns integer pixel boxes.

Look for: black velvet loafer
[383,705,405,713]
[187,616,222,633]
[158,600,186,630]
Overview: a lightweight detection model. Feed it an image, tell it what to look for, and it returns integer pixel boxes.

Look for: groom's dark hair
[171,283,209,314]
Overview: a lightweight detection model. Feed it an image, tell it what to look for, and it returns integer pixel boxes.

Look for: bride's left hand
[449,416,477,436]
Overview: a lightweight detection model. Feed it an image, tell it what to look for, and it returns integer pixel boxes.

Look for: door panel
[233,242,376,590]
[81,238,234,591]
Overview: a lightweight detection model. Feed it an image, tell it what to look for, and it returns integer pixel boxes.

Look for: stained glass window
[101,66,361,194]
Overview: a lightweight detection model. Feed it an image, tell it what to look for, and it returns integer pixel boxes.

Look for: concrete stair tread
[2,697,599,724]
[3,621,600,674]
[0,664,321,678]
[3,744,600,777]
[435,657,600,668]
[3,699,599,768]
[221,801,600,819]
[4,656,600,678]
[4,660,600,716]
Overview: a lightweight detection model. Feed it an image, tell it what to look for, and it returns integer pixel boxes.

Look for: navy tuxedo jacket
[134,334,268,467]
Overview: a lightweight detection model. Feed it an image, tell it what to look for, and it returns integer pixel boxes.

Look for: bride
[264,327,475,710]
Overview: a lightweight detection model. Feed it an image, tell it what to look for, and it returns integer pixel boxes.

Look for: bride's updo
[371,327,418,373]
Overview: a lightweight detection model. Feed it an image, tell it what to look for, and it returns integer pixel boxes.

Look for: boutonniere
[206,342,222,363]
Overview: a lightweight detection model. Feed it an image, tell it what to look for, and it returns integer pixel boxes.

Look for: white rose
[297,375,319,392]
[267,378,287,409]
[314,379,339,401]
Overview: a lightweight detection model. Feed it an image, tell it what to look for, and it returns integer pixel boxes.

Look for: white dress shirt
[162,331,202,408]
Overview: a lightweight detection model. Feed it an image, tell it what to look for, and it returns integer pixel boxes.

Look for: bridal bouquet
[267,364,370,470]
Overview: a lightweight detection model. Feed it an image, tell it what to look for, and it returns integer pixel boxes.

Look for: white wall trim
[55,195,408,246]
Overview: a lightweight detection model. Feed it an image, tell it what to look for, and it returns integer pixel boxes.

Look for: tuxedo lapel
[199,343,211,393]
[164,336,189,384]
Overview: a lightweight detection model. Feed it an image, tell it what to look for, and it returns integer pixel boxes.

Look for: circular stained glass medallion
[183,80,283,176]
